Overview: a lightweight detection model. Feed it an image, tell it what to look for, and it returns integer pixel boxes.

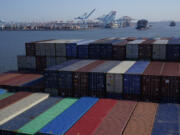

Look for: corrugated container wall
[77,40,95,59]
[112,39,128,60]
[139,39,154,60]
[17,56,36,70]
[142,62,165,101]
[153,40,168,60]
[90,61,121,97]
[166,38,180,61]
[44,60,80,96]
[123,61,150,99]
[73,60,105,97]
[126,40,145,60]
[161,62,180,102]
[106,61,136,94]
[58,60,95,96]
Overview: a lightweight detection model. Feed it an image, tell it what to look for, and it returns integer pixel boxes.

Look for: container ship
[0,37,179,135]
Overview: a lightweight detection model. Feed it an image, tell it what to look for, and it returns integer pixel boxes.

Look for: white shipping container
[126,40,145,59]
[106,61,136,93]
[0,93,49,125]
[46,57,56,68]
[153,40,168,60]
[56,57,67,65]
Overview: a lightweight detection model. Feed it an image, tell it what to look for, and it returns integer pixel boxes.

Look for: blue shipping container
[124,61,150,95]
[152,104,180,135]
[0,89,6,95]
[77,40,95,59]
[0,97,61,133]
[166,39,180,61]
[39,97,99,135]
[88,44,100,59]
[45,60,79,89]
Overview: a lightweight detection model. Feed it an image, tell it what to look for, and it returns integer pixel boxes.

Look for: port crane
[75,9,96,22]
[97,11,117,24]
[116,16,135,27]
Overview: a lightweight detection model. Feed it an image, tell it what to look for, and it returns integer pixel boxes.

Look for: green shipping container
[17,98,78,135]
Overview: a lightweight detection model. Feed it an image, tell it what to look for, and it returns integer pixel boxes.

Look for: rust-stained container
[73,60,105,97]
[65,99,117,135]
[142,62,165,101]
[0,92,32,110]
[112,40,128,60]
[122,102,158,135]
[139,39,154,60]
[161,62,180,102]
[94,100,137,135]
[36,56,46,71]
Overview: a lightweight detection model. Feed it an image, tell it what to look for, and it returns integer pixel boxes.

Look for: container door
[106,74,114,93]
[114,74,123,94]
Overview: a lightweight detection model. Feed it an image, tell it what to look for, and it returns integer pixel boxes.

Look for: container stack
[18,39,83,71]
[0,92,179,135]
[0,72,44,92]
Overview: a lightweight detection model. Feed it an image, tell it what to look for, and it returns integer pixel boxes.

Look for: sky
[0,0,180,22]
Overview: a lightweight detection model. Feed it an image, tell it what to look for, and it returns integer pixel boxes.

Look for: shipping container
[139,39,154,60]
[17,55,36,70]
[77,40,95,59]
[94,100,137,135]
[39,97,98,135]
[0,97,61,135]
[153,40,168,60]
[0,93,14,100]
[123,61,150,99]
[36,56,46,71]
[161,62,180,102]
[35,43,46,56]
[66,40,83,59]
[107,61,136,94]
[152,104,180,135]
[90,61,121,97]
[142,62,165,101]
[89,38,115,60]
[0,93,49,125]
[73,60,105,97]
[66,99,117,135]
[58,60,95,96]
[122,102,158,135]
[0,89,6,94]
[55,57,67,65]
[126,40,145,60]
[54,39,73,57]
[45,60,79,94]
[112,39,128,60]
[46,57,56,68]
[0,92,32,110]
[18,98,78,135]
[166,38,180,61]
[26,39,54,56]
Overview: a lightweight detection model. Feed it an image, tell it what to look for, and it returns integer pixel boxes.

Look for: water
[0,22,180,73]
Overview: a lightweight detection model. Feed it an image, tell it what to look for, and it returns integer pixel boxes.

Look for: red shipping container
[65,99,117,135]
[73,60,105,97]
[0,92,32,110]
[112,40,128,60]
[94,100,137,135]
[161,62,180,102]
[139,39,154,60]
[122,102,158,135]
[142,62,165,101]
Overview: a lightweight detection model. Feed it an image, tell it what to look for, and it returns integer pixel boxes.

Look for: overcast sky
[0,0,180,22]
